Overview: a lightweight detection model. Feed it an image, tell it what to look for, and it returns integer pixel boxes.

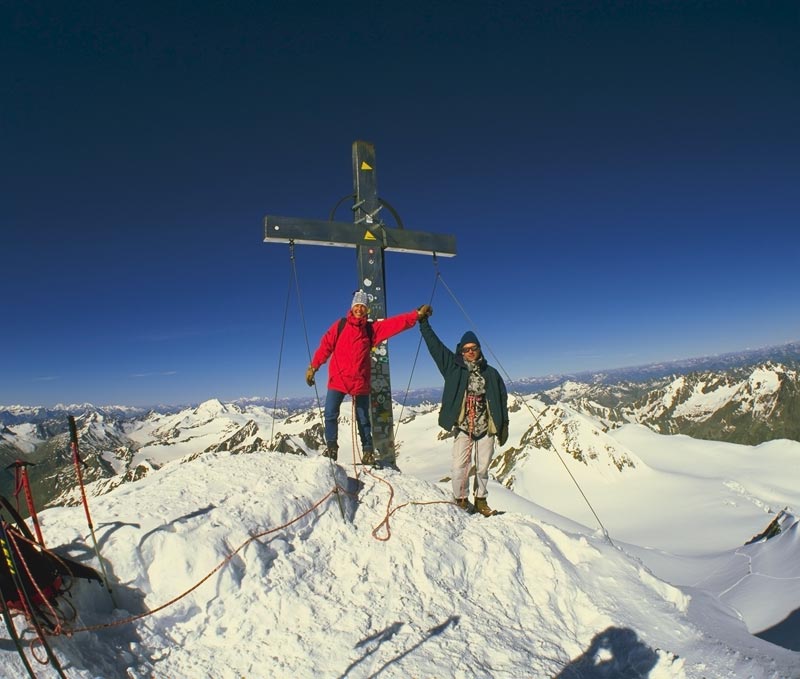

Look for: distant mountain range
[541,360,800,445]
[507,340,800,391]
[5,340,798,421]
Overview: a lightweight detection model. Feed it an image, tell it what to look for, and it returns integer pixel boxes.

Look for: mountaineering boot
[373,458,399,471]
[454,498,473,513]
[473,497,495,517]
[322,444,338,461]
[361,447,376,466]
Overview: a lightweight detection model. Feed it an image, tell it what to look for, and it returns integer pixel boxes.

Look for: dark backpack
[0,496,102,613]
[0,521,65,610]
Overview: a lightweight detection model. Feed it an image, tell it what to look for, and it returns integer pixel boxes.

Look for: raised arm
[419,317,456,376]
[370,309,419,345]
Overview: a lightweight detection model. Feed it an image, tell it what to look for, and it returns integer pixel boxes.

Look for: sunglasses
[461,345,480,354]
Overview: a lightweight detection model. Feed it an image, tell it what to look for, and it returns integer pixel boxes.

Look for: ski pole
[68,415,117,607]
[8,461,45,547]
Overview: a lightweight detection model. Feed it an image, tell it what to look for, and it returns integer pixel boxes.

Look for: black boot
[322,444,338,461]
[361,447,376,465]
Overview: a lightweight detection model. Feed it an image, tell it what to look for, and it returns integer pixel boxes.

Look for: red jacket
[311,309,418,395]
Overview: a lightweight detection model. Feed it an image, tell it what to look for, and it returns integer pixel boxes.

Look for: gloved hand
[417,304,433,320]
[498,422,509,446]
[305,365,317,387]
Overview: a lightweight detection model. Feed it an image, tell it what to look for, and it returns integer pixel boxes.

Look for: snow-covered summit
[19,447,799,678]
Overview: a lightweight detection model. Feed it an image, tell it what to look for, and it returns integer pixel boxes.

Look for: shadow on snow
[555,626,660,678]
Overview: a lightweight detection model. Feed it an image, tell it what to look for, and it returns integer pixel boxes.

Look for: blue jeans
[324,390,373,451]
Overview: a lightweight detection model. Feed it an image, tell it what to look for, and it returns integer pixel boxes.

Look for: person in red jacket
[305,290,432,464]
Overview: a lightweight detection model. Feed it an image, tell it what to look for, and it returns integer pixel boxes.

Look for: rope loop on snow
[49,487,339,637]
[340,394,454,542]
[37,460,463,641]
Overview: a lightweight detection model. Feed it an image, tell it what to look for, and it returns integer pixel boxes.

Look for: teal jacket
[419,318,509,445]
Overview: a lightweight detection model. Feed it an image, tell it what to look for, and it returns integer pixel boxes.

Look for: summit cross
[263,140,457,465]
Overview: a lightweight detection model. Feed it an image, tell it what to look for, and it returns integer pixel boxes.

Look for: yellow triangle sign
[364,231,377,240]
[361,161,373,171]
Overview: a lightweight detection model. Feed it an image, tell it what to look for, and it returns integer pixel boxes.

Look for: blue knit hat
[351,290,370,308]
[459,331,480,349]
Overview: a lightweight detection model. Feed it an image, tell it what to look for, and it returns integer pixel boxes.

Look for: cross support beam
[264,216,457,256]
[263,141,457,466]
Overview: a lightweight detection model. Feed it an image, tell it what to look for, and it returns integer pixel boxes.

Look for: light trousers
[451,429,495,500]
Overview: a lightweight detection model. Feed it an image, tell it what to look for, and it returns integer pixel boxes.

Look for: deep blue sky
[2,1,798,406]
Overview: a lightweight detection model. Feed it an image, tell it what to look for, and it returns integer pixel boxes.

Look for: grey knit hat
[351,290,370,308]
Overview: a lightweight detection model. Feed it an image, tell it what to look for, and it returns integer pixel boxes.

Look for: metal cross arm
[263,215,457,257]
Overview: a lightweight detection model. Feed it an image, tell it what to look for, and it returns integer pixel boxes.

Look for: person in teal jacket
[418,311,509,516]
